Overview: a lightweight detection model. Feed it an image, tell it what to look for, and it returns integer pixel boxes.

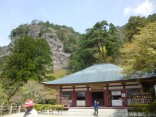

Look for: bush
[149,102,156,112]
[34,104,64,112]
[128,103,156,113]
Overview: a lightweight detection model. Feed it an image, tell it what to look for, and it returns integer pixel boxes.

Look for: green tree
[0,83,8,105]
[121,21,156,74]
[123,16,147,42]
[107,23,122,58]
[147,13,156,22]
[10,80,57,104]
[2,36,52,83]
[85,20,109,62]
[10,24,29,38]
[69,21,122,72]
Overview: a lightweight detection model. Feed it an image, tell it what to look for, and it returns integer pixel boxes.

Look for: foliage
[121,21,156,74]
[107,23,122,58]
[0,84,8,105]
[56,28,81,53]
[123,13,156,42]
[147,13,156,22]
[123,16,147,42]
[0,36,52,99]
[41,20,81,53]
[69,20,122,72]
[10,80,58,105]
[85,20,109,63]
[128,103,156,113]
[35,104,64,111]
[10,20,81,53]
[20,81,44,103]
[128,104,150,112]
[0,20,81,104]
[10,24,29,39]
[0,56,9,74]
[2,36,52,82]
[45,69,68,81]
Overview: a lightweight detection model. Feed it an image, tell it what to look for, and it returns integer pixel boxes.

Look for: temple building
[43,63,156,107]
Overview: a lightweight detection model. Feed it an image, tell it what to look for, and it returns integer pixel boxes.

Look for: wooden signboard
[91,84,104,90]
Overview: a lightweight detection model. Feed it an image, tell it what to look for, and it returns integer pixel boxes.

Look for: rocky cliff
[0,24,73,70]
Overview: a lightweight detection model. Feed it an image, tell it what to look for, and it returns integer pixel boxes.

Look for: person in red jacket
[23,100,38,117]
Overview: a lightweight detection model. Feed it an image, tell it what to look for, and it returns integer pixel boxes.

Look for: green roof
[43,63,156,85]
[43,63,127,85]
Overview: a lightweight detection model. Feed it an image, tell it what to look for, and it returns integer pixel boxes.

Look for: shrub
[34,104,64,112]
[128,103,156,113]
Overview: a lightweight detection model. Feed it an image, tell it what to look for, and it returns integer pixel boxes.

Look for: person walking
[23,99,38,117]
[93,101,99,114]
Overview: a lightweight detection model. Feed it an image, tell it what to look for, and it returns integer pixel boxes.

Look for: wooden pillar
[71,86,76,107]
[122,83,128,107]
[9,104,13,114]
[104,84,109,107]
[103,90,105,106]
[139,82,144,92]
[59,86,62,105]
[18,105,21,113]
[85,85,92,107]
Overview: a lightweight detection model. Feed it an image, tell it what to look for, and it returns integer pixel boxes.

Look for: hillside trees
[123,16,147,42]
[69,20,122,72]
[41,20,81,53]
[10,80,57,104]
[123,14,156,42]
[121,21,156,74]
[10,20,81,54]
[3,36,52,82]
[10,24,29,38]
[56,28,81,53]
[1,36,52,97]
[0,83,8,105]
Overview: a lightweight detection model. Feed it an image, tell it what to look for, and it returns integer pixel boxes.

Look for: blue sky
[0,0,156,46]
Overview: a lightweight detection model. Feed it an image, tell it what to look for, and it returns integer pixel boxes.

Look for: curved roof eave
[42,63,156,86]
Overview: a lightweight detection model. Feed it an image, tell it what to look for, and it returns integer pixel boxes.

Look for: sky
[0,0,156,47]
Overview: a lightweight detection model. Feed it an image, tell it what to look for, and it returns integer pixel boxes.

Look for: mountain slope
[0,20,81,71]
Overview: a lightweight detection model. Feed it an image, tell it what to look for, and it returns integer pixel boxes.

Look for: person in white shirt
[23,100,38,117]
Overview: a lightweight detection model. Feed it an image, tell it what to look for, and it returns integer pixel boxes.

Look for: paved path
[1,113,69,117]
[1,112,126,117]
[1,108,128,117]
[1,113,98,117]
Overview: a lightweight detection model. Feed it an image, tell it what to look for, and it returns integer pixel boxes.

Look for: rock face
[0,24,70,70]
[0,44,11,58]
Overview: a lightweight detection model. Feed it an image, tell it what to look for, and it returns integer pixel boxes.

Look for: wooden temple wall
[60,82,143,107]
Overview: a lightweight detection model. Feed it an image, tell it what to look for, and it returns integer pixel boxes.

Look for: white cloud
[124,7,132,15]
[124,0,156,16]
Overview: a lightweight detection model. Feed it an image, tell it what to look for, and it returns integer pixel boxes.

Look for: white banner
[111,91,121,95]
[77,100,85,106]
[112,100,122,106]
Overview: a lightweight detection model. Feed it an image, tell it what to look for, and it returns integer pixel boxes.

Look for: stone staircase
[61,108,128,117]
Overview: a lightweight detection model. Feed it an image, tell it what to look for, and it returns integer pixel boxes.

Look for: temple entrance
[92,92,104,106]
